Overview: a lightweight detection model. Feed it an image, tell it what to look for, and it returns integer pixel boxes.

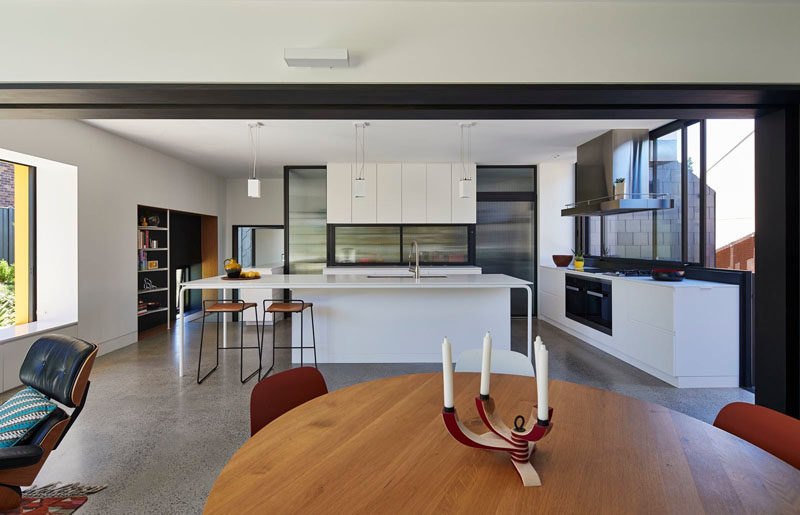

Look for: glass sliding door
[286,167,327,274]
[476,166,536,317]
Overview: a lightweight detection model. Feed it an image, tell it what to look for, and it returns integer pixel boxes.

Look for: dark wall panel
[754,106,800,417]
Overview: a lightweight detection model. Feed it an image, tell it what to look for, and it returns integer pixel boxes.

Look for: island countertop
[180,273,531,290]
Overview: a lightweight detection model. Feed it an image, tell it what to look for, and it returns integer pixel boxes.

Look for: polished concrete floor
[21,318,751,514]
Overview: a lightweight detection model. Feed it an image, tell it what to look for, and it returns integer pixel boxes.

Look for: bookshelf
[137,205,170,333]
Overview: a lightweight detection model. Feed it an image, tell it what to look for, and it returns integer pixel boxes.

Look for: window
[652,128,682,261]
[328,225,473,266]
[0,160,35,329]
[235,226,284,267]
[705,119,755,271]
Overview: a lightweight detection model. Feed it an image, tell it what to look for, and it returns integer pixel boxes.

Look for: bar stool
[197,299,262,384]
[261,299,317,378]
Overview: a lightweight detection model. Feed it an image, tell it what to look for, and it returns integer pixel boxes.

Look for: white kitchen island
[177,274,531,376]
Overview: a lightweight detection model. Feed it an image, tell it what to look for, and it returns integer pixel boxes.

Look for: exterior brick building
[715,232,755,272]
[0,161,14,208]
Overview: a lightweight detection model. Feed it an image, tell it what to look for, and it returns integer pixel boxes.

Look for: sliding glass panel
[686,122,702,263]
[705,119,755,270]
[288,167,327,274]
[334,226,401,264]
[402,226,469,264]
[653,128,682,261]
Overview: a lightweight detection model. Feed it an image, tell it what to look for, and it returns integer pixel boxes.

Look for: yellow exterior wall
[14,163,29,325]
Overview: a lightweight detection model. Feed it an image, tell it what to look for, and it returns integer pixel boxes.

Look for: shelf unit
[138,206,170,333]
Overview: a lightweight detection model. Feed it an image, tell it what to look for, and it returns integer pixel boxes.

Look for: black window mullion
[699,120,708,266]
[681,122,689,263]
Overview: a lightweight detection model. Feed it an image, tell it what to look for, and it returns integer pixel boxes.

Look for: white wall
[0,120,226,353]
[0,1,798,83]
[537,161,575,265]
[225,178,283,264]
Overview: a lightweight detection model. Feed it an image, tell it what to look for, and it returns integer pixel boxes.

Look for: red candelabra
[441,334,552,486]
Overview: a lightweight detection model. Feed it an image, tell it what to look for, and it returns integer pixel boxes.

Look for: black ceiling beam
[0,83,797,119]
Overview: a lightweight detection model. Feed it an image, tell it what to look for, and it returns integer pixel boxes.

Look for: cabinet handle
[587,291,606,298]
[565,285,580,292]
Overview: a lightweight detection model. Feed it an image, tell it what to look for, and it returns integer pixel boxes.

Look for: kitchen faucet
[408,240,420,281]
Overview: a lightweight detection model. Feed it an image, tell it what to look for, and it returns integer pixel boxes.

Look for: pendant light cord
[354,123,366,180]
[460,123,473,181]
[249,123,260,180]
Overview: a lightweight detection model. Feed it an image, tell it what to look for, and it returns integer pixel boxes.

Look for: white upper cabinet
[452,163,477,223]
[351,163,377,223]
[327,162,475,224]
[401,163,427,223]
[376,163,402,223]
[426,163,452,223]
[326,163,351,223]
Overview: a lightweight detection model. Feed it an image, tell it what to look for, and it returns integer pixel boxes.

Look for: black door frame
[1,83,798,416]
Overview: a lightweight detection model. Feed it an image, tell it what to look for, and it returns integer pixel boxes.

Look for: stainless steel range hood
[561,129,674,217]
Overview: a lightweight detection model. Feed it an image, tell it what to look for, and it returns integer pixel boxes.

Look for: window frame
[580,119,707,267]
[326,223,476,267]
[0,159,37,327]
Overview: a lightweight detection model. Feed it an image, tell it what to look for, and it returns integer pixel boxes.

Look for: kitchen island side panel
[290,287,511,363]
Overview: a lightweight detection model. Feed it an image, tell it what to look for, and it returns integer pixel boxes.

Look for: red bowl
[552,255,573,267]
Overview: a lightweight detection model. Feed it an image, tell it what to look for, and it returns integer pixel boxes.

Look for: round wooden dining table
[205,373,800,514]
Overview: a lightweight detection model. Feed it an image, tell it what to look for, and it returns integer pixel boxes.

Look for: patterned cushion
[0,387,56,448]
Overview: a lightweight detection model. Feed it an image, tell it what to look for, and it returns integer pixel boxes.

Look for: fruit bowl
[552,254,573,267]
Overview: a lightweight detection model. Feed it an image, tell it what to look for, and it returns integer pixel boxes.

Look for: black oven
[565,274,612,335]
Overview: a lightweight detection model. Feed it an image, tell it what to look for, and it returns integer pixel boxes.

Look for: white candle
[534,335,543,355]
[442,337,454,409]
[537,345,549,422]
[480,332,492,396]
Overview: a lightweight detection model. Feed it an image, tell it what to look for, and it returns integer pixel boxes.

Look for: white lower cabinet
[538,266,739,387]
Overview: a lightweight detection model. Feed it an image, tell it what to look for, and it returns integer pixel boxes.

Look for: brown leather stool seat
[265,302,312,313]
[206,302,258,312]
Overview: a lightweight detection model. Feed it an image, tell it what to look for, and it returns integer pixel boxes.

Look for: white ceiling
[84,119,670,178]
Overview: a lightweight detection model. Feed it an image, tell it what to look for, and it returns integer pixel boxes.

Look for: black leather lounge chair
[0,334,98,510]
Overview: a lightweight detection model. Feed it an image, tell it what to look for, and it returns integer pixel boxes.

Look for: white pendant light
[247,122,263,198]
[458,122,475,198]
[353,122,369,198]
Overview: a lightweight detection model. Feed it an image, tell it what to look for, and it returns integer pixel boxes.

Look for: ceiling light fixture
[284,48,349,68]
[458,122,476,198]
[247,122,263,198]
[353,122,369,198]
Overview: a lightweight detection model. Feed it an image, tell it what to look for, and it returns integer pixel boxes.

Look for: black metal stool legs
[261,299,319,379]
[239,306,261,384]
[310,305,318,369]
[197,310,219,384]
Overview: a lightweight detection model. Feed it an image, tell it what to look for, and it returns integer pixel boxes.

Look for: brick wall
[715,233,755,272]
[0,162,13,208]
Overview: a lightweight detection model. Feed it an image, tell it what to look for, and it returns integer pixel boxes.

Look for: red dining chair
[250,367,328,436]
[713,402,800,469]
